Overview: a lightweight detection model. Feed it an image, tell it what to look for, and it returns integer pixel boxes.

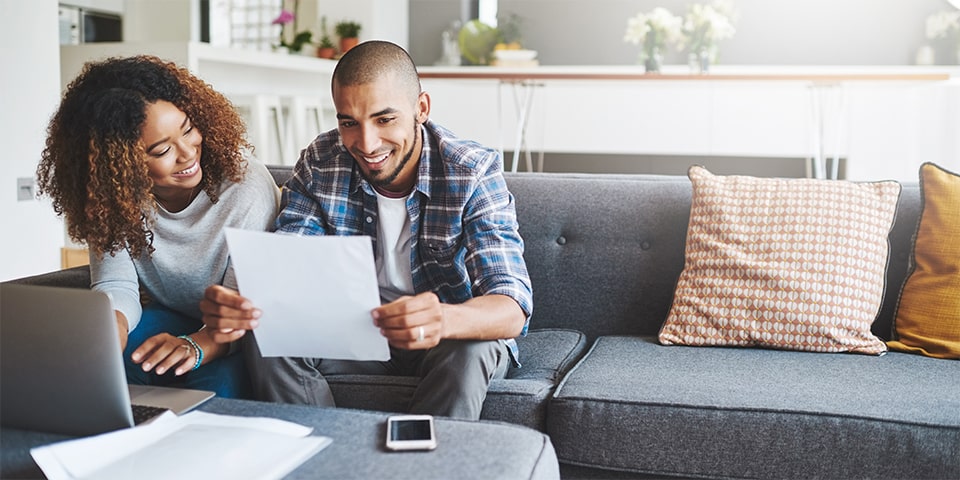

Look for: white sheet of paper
[225,228,390,360]
[30,411,330,480]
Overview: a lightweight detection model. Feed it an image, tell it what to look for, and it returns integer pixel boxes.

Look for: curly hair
[37,55,252,258]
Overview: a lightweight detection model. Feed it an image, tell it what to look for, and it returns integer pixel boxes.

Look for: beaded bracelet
[177,334,204,371]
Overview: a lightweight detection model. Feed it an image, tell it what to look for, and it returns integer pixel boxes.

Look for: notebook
[0,283,215,436]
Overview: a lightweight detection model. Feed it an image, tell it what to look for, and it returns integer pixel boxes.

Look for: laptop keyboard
[131,404,171,425]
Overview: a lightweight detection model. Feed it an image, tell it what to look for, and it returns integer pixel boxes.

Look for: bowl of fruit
[493,43,538,61]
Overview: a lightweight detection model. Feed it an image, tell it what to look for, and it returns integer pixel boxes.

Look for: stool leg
[309,105,324,138]
[270,104,287,164]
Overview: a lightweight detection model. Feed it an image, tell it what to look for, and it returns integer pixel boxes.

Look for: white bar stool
[497,80,545,173]
[229,94,289,165]
[285,95,327,153]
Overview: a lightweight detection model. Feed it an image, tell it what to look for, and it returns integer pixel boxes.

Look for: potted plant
[335,20,362,54]
[317,16,336,59]
[495,12,524,50]
[289,30,314,55]
[272,0,314,54]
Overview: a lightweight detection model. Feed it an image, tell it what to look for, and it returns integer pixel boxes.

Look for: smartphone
[385,414,437,451]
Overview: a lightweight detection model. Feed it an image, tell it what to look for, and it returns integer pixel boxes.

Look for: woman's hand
[115,311,129,351]
[130,333,199,376]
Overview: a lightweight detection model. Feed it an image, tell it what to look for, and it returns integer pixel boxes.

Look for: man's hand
[372,292,443,350]
[199,285,261,344]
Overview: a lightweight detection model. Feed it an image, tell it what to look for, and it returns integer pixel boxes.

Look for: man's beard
[362,121,419,190]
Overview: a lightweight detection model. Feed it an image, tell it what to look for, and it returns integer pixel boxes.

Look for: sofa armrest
[510,328,589,382]
[3,265,91,289]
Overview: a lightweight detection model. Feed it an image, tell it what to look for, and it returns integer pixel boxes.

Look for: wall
[123,0,197,42]
[314,0,409,49]
[409,0,468,65]
[0,1,65,281]
[410,0,957,67]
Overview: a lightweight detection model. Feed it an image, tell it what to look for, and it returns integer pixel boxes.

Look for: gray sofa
[8,166,959,479]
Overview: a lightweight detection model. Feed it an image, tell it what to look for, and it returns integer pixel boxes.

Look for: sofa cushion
[888,162,960,359]
[504,172,692,340]
[659,166,901,354]
[327,328,587,431]
[549,335,960,479]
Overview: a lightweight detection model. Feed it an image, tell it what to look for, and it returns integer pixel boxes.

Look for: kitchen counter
[418,64,955,83]
[418,65,959,180]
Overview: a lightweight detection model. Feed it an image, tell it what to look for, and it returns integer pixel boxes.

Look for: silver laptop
[1,283,214,436]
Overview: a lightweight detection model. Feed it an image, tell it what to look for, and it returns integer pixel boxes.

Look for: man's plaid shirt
[276,120,533,365]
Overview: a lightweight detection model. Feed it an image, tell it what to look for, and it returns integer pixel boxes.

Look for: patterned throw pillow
[659,166,901,354]
[887,162,960,359]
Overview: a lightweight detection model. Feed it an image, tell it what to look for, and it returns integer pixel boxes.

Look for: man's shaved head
[332,40,422,103]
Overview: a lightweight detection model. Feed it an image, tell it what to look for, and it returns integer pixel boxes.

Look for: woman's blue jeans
[122,303,252,399]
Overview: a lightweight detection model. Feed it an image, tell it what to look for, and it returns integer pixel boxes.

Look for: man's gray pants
[242,334,509,420]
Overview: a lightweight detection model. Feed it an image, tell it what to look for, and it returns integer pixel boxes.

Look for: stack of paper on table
[30,411,330,480]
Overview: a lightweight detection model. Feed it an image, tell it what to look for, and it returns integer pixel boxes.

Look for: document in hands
[225,228,390,361]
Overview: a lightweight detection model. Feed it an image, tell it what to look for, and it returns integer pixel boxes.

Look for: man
[200,40,532,420]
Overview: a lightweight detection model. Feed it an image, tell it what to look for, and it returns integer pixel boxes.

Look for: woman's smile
[172,160,200,177]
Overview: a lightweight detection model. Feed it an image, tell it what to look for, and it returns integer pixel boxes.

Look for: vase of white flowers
[926,10,960,64]
[623,7,683,74]
[682,0,737,74]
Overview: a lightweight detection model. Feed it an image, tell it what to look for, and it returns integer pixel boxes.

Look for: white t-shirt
[374,190,415,303]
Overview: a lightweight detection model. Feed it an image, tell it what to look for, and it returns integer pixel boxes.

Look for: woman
[36,55,279,398]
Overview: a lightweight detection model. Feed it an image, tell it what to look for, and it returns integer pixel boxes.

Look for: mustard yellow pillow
[888,162,960,359]
[659,166,901,354]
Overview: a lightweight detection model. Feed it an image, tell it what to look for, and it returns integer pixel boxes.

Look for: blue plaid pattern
[276,120,532,365]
